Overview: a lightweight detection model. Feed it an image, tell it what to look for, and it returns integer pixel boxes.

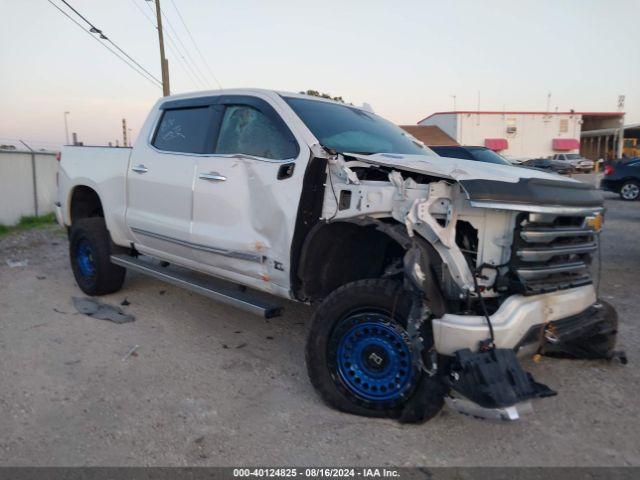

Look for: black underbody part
[541,300,626,363]
[449,348,556,409]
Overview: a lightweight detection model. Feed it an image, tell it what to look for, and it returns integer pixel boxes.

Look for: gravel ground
[1,194,639,466]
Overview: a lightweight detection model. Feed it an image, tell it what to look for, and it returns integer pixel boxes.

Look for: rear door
[190,94,305,289]
[126,103,218,261]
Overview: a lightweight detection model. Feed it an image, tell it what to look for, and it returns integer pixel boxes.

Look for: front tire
[619,181,640,201]
[305,279,444,421]
[69,217,126,295]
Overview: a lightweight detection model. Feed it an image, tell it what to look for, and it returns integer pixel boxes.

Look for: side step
[110,254,283,318]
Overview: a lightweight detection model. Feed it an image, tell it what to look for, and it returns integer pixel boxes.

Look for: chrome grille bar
[520,227,595,243]
[516,261,587,281]
[516,242,598,262]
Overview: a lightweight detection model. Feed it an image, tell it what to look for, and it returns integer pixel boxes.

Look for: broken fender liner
[449,348,556,410]
[72,297,135,324]
[399,373,449,424]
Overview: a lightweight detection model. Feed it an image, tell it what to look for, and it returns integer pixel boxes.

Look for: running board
[110,254,283,318]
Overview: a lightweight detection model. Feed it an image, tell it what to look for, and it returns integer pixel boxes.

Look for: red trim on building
[552,138,581,151]
[484,138,509,151]
[418,111,624,124]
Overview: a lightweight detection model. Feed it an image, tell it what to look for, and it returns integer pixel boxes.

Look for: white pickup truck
[56,89,619,423]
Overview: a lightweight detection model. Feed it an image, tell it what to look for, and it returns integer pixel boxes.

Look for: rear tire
[69,217,126,295]
[619,181,640,201]
[305,279,444,421]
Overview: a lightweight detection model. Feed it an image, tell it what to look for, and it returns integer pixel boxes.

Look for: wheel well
[70,186,104,224]
[296,222,405,301]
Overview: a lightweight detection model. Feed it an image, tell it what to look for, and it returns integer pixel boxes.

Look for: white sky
[1,0,639,149]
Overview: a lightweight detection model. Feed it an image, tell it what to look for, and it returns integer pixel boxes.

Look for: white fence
[0,150,59,226]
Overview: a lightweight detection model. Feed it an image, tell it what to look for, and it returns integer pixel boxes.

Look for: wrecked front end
[322,151,622,421]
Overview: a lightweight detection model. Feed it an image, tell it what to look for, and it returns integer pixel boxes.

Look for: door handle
[198,172,227,182]
[131,164,148,174]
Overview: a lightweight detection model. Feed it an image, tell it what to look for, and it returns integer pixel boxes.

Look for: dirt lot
[1,194,639,466]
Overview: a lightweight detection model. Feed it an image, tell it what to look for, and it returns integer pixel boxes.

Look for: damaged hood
[345,152,604,210]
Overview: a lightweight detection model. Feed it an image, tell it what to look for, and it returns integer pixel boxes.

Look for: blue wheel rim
[331,312,415,403]
[76,238,96,278]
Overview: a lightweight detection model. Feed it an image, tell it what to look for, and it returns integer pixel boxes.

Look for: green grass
[0,212,57,236]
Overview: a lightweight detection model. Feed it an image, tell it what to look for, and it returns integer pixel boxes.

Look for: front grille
[509,212,597,295]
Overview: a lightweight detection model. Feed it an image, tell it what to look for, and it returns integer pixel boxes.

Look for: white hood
[344,152,581,185]
[344,152,602,211]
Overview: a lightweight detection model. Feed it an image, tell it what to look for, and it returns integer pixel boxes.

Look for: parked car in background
[429,145,511,165]
[551,153,594,173]
[601,158,640,200]
[502,155,527,165]
[523,158,572,175]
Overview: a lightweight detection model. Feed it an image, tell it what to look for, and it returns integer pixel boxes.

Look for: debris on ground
[72,297,135,324]
[121,345,140,361]
[236,343,247,349]
[159,290,166,296]
[120,298,131,306]
[6,259,28,268]
[37,276,46,280]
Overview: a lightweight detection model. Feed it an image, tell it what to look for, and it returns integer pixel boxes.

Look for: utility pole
[148,0,170,96]
[122,118,128,147]
[64,111,70,145]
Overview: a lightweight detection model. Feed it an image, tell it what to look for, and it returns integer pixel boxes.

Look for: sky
[1,0,639,150]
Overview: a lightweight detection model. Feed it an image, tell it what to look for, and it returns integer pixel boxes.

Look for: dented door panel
[191,153,307,291]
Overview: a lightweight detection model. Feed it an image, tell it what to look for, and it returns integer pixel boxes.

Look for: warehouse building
[418,110,624,160]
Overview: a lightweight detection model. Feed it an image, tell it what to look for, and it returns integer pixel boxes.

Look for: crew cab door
[126,104,218,261]
[190,95,306,290]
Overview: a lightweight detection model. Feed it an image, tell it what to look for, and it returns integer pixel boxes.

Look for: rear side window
[215,105,298,160]
[152,107,212,154]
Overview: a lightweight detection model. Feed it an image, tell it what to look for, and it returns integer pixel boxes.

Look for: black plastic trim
[459,177,604,207]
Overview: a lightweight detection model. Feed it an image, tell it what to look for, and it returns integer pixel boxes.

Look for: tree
[300,90,346,103]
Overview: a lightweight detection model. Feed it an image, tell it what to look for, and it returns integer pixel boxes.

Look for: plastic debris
[121,345,139,361]
[6,259,28,268]
[72,297,135,324]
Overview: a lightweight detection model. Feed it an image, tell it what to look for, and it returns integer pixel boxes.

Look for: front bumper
[432,284,597,355]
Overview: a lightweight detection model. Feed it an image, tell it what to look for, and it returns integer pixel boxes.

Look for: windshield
[565,154,583,159]
[466,147,511,165]
[284,96,433,155]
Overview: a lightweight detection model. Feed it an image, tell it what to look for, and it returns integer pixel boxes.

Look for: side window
[215,105,297,160]
[152,107,212,154]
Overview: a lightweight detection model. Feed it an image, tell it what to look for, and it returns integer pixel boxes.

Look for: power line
[169,0,222,89]
[59,0,162,85]
[160,9,211,88]
[46,0,162,88]
[127,0,200,90]
[143,0,210,89]
[128,0,156,28]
